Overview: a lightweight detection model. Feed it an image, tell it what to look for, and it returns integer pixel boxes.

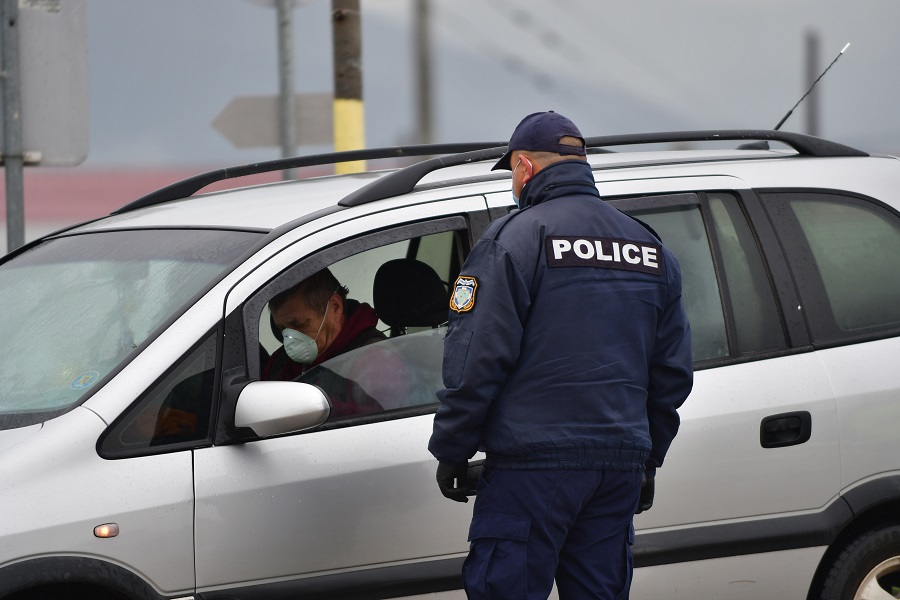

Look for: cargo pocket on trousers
[614,522,636,600]
[463,514,531,600]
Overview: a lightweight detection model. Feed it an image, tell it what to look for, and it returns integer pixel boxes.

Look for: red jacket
[263,301,387,417]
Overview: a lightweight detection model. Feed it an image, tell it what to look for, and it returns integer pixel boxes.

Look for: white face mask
[281,297,331,365]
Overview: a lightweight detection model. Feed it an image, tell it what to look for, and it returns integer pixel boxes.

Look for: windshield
[0,229,262,429]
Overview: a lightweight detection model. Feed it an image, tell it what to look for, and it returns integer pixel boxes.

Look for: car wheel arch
[807,475,900,599]
[0,556,168,600]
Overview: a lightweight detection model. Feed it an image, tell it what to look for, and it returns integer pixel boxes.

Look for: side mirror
[234,381,330,438]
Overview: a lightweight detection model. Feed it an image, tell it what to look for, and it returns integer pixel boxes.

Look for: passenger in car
[263,268,386,416]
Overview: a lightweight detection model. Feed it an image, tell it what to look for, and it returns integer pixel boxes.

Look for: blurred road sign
[246,0,321,8]
[212,93,333,149]
[0,0,88,166]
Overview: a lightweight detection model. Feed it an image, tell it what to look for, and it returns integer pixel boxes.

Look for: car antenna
[774,42,851,131]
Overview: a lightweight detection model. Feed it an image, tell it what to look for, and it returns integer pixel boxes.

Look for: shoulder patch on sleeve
[450,275,478,313]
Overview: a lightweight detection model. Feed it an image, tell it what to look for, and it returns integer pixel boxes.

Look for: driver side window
[257,229,461,424]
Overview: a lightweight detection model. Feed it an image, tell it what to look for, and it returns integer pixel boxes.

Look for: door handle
[760,411,811,448]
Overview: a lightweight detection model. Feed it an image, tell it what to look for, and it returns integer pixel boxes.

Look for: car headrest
[373,259,448,328]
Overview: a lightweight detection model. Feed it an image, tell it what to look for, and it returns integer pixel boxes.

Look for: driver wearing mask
[263,268,388,416]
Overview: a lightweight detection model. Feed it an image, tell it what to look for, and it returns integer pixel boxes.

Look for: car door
[485,181,841,599]
[599,187,839,598]
[758,190,900,492]
[193,198,490,599]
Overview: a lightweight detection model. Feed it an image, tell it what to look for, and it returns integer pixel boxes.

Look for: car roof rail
[585,129,868,157]
[113,130,867,215]
[337,129,868,208]
[111,142,505,214]
[338,146,508,207]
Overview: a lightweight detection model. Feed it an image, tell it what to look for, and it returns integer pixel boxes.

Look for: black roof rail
[114,129,867,215]
[582,130,868,157]
[337,129,868,208]
[339,146,507,207]
[112,142,504,214]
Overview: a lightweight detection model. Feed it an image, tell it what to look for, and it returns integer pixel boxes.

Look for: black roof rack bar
[339,146,508,207]
[338,129,867,208]
[114,129,867,215]
[112,142,505,214]
[581,129,868,158]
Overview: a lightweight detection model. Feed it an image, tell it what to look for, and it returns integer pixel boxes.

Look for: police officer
[428,112,693,600]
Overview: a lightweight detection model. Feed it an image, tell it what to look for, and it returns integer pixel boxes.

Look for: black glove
[636,471,655,514]
[436,462,470,503]
[465,459,484,495]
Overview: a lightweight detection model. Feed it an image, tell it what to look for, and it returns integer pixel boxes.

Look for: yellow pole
[332,0,365,174]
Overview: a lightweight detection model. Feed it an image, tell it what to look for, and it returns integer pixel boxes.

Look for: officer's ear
[520,155,536,184]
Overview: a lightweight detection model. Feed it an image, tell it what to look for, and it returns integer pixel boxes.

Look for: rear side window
[615,191,786,364]
[707,193,785,354]
[761,191,900,343]
[636,204,728,361]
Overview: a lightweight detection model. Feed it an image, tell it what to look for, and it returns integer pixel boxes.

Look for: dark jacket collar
[519,159,600,208]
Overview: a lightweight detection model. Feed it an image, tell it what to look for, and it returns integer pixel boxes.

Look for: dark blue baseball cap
[491,111,586,171]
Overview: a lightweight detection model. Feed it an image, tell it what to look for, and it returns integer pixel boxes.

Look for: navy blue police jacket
[428,159,693,472]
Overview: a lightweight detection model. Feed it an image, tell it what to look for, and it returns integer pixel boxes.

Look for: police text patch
[545,236,662,275]
[450,275,478,313]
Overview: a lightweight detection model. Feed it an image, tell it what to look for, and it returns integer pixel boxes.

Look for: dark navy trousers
[462,468,641,600]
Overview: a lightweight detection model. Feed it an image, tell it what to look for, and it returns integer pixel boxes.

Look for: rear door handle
[760,411,811,448]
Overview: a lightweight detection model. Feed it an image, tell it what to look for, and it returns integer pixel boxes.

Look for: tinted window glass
[787,194,900,335]
[0,229,260,430]
[634,205,729,361]
[100,333,217,457]
[708,193,786,353]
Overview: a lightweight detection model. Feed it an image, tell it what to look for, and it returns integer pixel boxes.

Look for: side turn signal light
[93,523,119,538]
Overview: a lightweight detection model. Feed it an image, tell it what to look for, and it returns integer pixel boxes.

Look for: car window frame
[215,214,480,444]
[705,190,791,356]
[243,215,468,379]
[738,189,811,349]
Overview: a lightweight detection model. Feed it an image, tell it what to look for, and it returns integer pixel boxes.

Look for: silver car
[2,131,900,600]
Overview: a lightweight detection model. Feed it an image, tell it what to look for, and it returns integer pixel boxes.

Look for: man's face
[272,292,342,355]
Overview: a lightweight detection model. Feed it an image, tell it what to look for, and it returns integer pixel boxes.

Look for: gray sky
[83,0,900,167]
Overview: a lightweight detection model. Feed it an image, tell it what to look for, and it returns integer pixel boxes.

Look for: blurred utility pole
[805,30,821,137]
[414,0,433,145]
[277,0,297,180]
[1,0,25,252]
[332,0,365,174]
